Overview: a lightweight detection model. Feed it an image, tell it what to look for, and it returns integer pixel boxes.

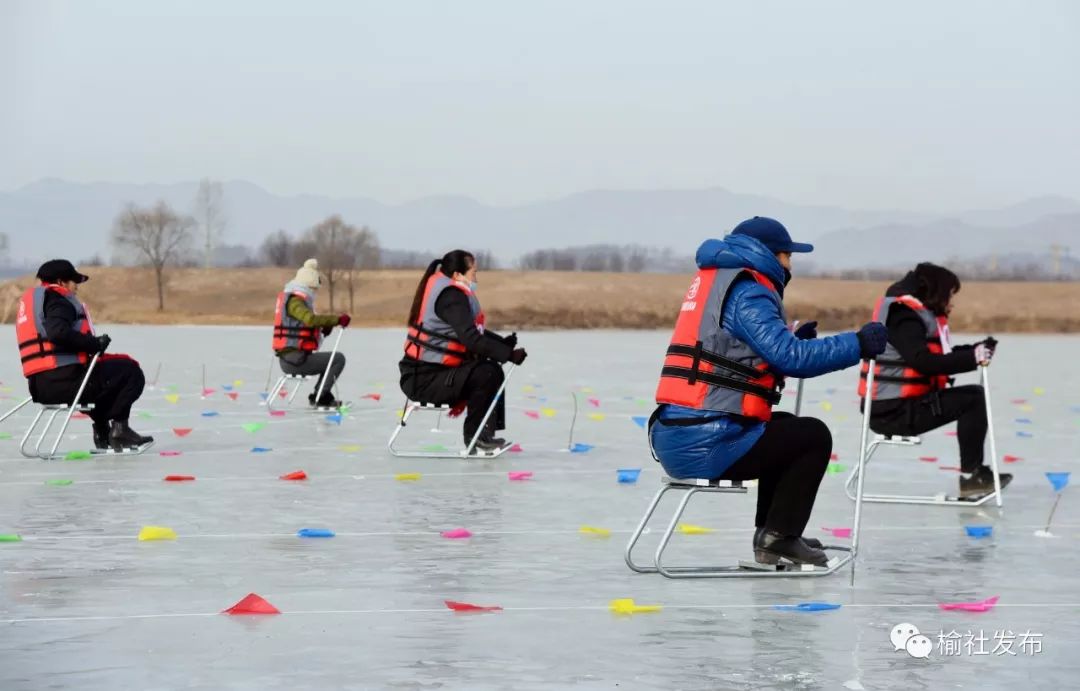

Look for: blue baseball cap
[730,216,813,254]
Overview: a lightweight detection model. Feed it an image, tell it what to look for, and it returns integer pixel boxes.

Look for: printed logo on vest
[685,276,701,300]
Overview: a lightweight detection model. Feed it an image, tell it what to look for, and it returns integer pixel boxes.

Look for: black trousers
[718,412,833,537]
[29,359,146,425]
[870,385,986,473]
[399,360,506,442]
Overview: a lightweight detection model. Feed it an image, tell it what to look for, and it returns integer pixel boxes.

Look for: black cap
[36,259,90,284]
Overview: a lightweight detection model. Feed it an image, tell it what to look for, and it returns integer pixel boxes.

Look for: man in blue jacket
[650,217,888,566]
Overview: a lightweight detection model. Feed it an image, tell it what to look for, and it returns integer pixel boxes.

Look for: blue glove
[856,322,888,359]
[794,321,818,340]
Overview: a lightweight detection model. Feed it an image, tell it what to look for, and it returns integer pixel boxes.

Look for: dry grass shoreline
[2,266,1079,332]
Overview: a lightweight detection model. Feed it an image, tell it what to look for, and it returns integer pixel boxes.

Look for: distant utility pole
[194,179,227,269]
[1050,244,1068,279]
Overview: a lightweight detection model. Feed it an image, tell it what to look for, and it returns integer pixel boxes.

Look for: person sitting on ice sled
[399,249,527,454]
[860,262,1010,499]
[16,259,153,451]
[272,258,351,408]
[648,217,888,566]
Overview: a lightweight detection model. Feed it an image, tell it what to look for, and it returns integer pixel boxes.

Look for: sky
[3,0,1079,211]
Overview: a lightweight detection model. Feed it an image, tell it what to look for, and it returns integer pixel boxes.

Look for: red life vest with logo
[655,267,784,421]
[403,273,486,367]
[272,288,322,352]
[858,294,951,401]
[16,284,95,378]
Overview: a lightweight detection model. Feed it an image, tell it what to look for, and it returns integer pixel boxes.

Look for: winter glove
[321,326,333,336]
[95,334,112,353]
[856,322,888,359]
[505,332,518,349]
[509,348,528,365]
[338,314,351,328]
[793,320,818,340]
[973,343,994,365]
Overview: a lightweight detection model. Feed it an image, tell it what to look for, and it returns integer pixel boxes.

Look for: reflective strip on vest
[654,267,785,422]
[403,273,485,367]
[16,284,93,378]
[272,287,322,352]
[858,294,950,401]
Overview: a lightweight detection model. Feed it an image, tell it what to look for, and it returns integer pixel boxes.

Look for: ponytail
[407,259,442,326]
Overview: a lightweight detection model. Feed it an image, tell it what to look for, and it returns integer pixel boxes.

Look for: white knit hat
[294,258,321,289]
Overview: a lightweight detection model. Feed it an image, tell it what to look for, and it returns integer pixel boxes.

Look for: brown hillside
[2,267,1079,332]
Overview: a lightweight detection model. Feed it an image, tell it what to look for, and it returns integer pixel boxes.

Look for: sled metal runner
[388,364,516,459]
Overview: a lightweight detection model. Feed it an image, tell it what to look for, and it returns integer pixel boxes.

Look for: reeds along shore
[2,267,1079,332]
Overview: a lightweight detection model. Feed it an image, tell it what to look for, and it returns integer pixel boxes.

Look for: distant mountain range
[1,178,1077,270]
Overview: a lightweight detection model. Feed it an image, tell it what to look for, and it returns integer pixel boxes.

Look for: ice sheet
[1,326,1078,689]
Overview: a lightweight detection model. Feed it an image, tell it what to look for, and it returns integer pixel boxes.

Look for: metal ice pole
[463,364,516,455]
[850,359,875,586]
[313,329,344,406]
[981,364,1003,508]
[567,390,579,450]
[0,396,32,424]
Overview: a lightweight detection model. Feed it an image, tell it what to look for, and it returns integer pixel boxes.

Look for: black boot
[309,392,341,409]
[471,437,509,452]
[109,420,153,452]
[92,420,110,450]
[754,526,823,550]
[960,467,1012,499]
[753,529,829,566]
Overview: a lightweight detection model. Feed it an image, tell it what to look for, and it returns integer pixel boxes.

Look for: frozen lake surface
[1,326,1078,689]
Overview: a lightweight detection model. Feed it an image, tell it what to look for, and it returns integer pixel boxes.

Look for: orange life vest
[858,294,951,401]
[272,287,322,352]
[655,267,784,421]
[403,273,485,367]
[16,283,94,378]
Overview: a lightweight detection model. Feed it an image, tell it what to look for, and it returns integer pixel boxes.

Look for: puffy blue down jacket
[649,234,862,480]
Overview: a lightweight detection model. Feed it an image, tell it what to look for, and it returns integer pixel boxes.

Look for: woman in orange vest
[399,250,527,453]
[17,259,153,451]
[650,218,888,566]
[272,258,351,408]
[863,263,1009,498]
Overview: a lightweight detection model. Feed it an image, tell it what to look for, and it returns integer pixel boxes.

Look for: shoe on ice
[92,421,110,450]
[469,437,510,454]
[753,529,828,567]
[754,526,823,550]
[309,392,341,408]
[960,467,1012,499]
[109,420,153,451]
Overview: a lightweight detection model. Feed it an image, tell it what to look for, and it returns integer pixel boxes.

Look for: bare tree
[299,215,380,311]
[112,200,195,310]
[193,178,227,269]
[582,252,607,272]
[344,225,380,312]
[474,250,498,270]
[609,251,625,273]
[0,232,8,267]
[260,229,294,267]
[626,248,647,273]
